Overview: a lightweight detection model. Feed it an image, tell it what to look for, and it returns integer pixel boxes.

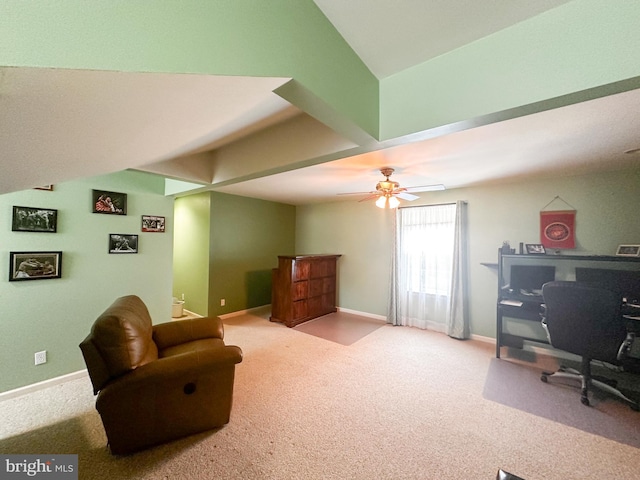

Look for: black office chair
[540,281,638,410]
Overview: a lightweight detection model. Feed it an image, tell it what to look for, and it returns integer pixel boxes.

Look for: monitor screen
[575,267,640,302]
[510,265,556,294]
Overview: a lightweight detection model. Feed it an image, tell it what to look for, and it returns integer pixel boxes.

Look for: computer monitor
[575,267,640,303]
[510,265,556,294]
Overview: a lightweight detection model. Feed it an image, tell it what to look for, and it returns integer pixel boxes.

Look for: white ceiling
[313,0,572,79]
[1,2,639,203]
[0,67,293,193]
[216,88,640,204]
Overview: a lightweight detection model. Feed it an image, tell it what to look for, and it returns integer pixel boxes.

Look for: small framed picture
[9,251,62,281]
[525,243,546,255]
[93,190,127,215]
[109,234,138,254]
[141,215,165,233]
[12,206,58,233]
[616,244,640,257]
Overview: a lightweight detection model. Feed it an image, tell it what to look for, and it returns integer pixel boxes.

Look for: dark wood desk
[496,294,546,358]
[496,251,640,359]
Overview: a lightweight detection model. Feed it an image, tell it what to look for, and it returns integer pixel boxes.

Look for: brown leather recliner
[79,295,243,455]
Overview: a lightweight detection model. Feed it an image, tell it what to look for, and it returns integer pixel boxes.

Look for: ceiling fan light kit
[344,167,446,209]
[376,195,400,209]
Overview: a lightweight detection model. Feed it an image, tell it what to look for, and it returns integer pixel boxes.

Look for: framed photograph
[616,244,640,257]
[109,234,138,254]
[12,206,58,233]
[9,251,62,281]
[93,190,127,215]
[141,215,165,233]
[525,243,546,255]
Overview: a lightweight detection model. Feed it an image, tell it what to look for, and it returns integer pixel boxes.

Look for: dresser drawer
[292,281,308,301]
[309,278,323,297]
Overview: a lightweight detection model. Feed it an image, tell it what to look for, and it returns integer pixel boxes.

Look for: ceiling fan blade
[396,192,419,201]
[339,169,444,205]
[337,191,373,196]
[405,184,446,192]
[358,193,381,203]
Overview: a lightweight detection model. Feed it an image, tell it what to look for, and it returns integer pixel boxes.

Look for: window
[399,203,456,296]
[390,202,468,335]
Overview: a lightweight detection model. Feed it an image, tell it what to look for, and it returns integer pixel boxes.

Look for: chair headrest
[80,295,158,392]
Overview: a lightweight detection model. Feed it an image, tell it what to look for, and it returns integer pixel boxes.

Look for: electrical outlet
[34,350,47,365]
[220,299,225,307]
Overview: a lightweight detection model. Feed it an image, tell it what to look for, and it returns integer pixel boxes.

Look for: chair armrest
[540,306,552,344]
[96,344,242,403]
[617,332,636,361]
[153,316,224,350]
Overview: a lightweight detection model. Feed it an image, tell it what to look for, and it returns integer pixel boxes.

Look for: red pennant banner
[540,210,575,249]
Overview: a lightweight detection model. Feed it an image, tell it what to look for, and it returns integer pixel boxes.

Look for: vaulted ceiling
[1,1,639,204]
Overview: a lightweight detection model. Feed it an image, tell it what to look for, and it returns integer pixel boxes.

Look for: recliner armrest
[96,344,242,404]
[152,316,224,350]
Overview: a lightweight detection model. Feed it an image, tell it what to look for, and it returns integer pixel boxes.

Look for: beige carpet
[1,307,639,479]
[483,354,640,448]
[293,311,385,345]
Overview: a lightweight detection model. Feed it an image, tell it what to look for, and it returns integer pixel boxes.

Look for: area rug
[483,356,640,448]
[293,311,386,346]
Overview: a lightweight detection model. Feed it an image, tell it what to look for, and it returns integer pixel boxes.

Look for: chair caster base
[540,366,640,411]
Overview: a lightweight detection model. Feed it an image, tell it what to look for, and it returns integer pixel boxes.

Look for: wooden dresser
[270,254,341,327]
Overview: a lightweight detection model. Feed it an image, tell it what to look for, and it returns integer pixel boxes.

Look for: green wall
[5,166,639,394]
[173,191,296,318]
[5,1,639,145]
[380,0,640,140]
[296,168,640,338]
[2,181,295,394]
[208,193,296,317]
[0,0,378,138]
[294,201,394,316]
[0,170,174,393]
[173,192,211,316]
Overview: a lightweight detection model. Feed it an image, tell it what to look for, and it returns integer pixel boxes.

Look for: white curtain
[388,201,468,338]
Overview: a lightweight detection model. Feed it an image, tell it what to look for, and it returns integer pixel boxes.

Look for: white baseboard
[336,307,387,322]
[217,304,574,364]
[218,304,271,320]
[0,369,89,402]
[0,320,582,403]
[470,333,494,344]
[219,305,388,322]
[171,309,203,321]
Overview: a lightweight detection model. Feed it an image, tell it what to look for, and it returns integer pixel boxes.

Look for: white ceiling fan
[339,167,445,208]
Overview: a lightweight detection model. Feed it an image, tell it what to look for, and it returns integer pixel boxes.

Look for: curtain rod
[398,201,466,210]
